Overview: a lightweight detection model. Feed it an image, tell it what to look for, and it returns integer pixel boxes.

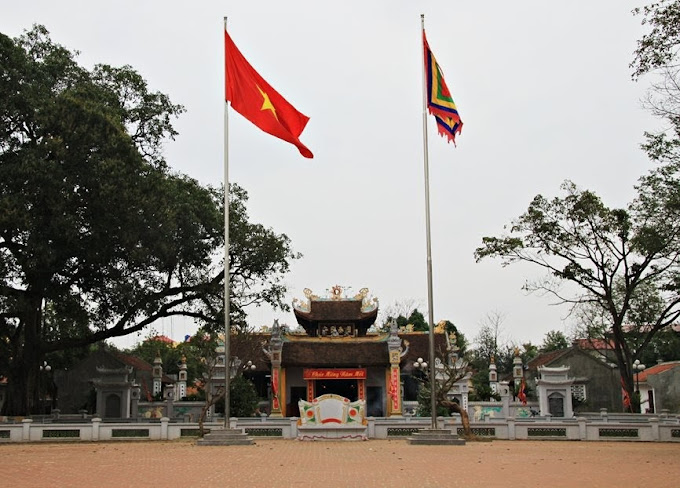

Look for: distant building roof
[571,338,615,350]
[622,323,680,333]
[111,351,153,372]
[110,351,174,383]
[637,361,680,382]
[528,349,570,370]
[146,335,176,345]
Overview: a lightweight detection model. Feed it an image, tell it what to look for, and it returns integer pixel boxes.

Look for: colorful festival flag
[423,31,463,145]
[225,31,313,158]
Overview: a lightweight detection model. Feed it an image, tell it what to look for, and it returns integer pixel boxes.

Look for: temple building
[253,286,454,418]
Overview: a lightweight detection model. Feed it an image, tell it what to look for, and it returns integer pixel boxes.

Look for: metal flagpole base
[406,428,466,446]
[196,427,254,446]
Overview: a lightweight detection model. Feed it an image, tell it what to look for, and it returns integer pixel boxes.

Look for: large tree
[474,181,680,411]
[632,0,680,79]
[0,26,299,415]
[474,3,680,412]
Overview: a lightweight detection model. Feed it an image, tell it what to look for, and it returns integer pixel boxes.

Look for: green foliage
[390,308,428,332]
[631,1,680,78]
[0,26,299,415]
[469,314,512,375]
[540,330,570,353]
[475,177,680,410]
[414,383,448,417]
[229,375,259,417]
[125,333,206,390]
[639,329,680,364]
[468,369,500,402]
[383,305,467,351]
[197,183,301,334]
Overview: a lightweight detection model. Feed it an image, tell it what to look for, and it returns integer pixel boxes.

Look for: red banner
[303,368,367,380]
[272,368,280,410]
[388,367,400,410]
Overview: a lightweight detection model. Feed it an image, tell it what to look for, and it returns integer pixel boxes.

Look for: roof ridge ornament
[330,285,343,300]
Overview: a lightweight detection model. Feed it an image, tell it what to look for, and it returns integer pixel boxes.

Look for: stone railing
[1,414,678,443]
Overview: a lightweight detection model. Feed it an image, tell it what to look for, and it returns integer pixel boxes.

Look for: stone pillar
[268,320,284,417]
[367,417,376,438]
[507,418,516,440]
[165,384,175,419]
[21,418,32,441]
[489,356,498,395]
[501,389,510,418]
[160,417,169,440]
[95,389,104,418]
[130,385,140,419]
[290,417,299,438]
[152,351,163,397]
[649,417,659,441]
[578,417,587,440]
[387,358,402,416]
[177,356,188,400]
[92,417,101,441]
[387,319,403,416]
[600,408,608,422]
[512,348,523,399]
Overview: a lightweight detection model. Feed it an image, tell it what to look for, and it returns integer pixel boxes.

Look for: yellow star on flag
[257,85,278,120]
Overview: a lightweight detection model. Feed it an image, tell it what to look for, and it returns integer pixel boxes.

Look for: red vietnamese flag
[225,31,313,158]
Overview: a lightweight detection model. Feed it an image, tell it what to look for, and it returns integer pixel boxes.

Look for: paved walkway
[2,439,679,487]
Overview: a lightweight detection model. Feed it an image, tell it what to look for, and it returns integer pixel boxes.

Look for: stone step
[406,428,466,446]
[196,428,254,446]
[196,438,254,446]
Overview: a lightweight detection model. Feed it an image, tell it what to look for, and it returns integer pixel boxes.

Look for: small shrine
[536,365,574,418]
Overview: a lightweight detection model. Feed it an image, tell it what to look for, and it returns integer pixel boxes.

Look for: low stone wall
[1,415,679,443]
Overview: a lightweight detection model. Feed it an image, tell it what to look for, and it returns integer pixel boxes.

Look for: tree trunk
[2,301,42,416]
[198,389,224,437]
[442,400,472,439]
[619,363,636,413]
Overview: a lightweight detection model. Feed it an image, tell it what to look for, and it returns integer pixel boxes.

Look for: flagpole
[223,16,232,429]
[420,13,438,431]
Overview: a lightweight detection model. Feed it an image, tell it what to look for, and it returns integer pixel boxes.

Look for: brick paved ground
[2,439,679,487]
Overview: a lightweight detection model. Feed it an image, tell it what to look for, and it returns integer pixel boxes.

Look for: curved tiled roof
[637,361,680,382]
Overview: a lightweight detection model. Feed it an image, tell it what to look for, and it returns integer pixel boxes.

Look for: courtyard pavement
[2,438,679,487]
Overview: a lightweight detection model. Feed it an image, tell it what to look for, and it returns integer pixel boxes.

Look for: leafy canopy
[0,26,299,415]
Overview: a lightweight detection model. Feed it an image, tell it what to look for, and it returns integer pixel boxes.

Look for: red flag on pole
[518,378,527,405]
[621,376,632,411]
[225,31,313,158]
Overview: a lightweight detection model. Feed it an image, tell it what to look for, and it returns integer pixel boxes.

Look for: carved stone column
[387,319,405,416]
[267,320,285,417]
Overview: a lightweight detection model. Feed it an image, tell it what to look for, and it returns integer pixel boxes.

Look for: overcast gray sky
[3,1,660,348]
